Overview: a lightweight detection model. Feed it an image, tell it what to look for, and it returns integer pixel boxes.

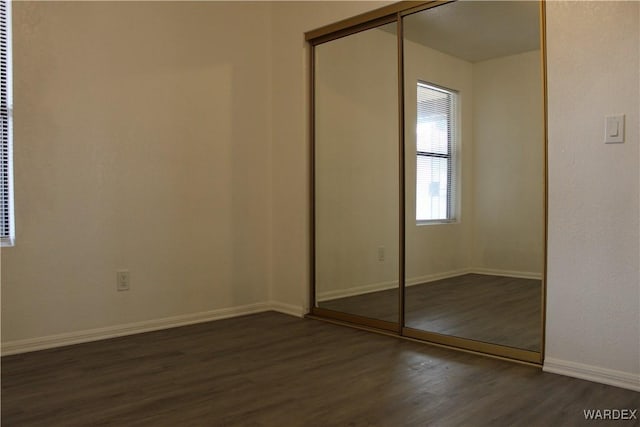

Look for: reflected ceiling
[402,1,540,62]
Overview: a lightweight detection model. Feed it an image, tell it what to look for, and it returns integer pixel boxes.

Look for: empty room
[1,1,639,425]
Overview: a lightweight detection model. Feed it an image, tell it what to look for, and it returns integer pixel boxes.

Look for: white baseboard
[471,268,543,280]
[1,301,304,356]
[269,301,306,318]
[544,357,640,392]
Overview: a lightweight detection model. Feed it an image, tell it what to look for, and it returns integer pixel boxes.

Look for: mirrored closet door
[309,0,546,363]
[402,1,545,360]
[313,21,400,330]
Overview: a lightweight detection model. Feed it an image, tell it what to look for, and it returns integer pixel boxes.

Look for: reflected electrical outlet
[377,246,385,262]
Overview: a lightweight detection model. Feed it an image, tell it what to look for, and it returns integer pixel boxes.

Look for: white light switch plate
[605,115,625,144]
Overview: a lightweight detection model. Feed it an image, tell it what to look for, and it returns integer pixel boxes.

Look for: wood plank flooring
[2,312,638,426]
[320,273,541,351]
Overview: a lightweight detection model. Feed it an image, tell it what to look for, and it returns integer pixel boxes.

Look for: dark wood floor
[320,273,541,351]
[2,312,638,426]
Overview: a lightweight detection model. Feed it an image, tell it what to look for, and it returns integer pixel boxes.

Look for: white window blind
[0,0,13,246]
[416,82,457,222]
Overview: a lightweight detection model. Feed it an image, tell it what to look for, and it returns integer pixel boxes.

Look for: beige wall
[545,1,639,382]
[2,1,273,342]
[472,50,544,276]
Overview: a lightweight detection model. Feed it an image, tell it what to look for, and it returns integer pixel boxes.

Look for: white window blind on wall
[416,82,457,222]
[0,0,13,246]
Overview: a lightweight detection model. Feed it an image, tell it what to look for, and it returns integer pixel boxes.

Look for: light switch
[608,120,619,137]
[605,115,625,144]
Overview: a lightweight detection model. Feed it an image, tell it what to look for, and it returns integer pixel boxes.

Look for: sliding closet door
[313,22,400,329]
[402,1,545,360]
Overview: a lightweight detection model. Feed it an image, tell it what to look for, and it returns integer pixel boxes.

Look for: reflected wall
[314,23,399,323]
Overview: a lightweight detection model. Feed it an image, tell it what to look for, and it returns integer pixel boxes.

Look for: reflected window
[416,82,457,222]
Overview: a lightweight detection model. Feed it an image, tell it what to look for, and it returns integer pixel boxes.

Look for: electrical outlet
[117,270,130,291]
[378,246,385,262]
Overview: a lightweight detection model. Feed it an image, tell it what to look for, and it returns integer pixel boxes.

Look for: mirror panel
[314,22,399,324]
[403,1,544,351]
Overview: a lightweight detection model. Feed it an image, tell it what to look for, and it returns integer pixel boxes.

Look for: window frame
[415,80,458,225]
[0,0,13,247]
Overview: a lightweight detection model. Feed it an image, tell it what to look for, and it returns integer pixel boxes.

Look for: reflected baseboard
[406,269,471,286]
[317,278,399,302]
[317,268,543,302]
[471,268,543,280]
[317,269,469,302]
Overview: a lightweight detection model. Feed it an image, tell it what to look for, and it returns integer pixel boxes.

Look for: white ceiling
[402,1,540,63]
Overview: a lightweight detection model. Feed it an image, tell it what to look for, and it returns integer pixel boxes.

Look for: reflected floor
[319,273,541,351]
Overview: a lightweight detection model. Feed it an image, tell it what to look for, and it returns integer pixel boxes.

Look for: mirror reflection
[403,1,544,351]
[313,1,544,354]
[314,22,399,324]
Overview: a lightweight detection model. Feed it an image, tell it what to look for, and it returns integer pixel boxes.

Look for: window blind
[416,82,457,222]
[0,0,12,245]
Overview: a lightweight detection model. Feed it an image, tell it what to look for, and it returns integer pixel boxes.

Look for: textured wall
[545,1,640,379]
[2,1,272,342]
